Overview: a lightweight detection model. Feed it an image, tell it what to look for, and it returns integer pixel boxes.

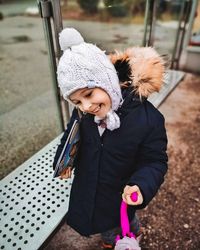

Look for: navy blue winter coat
[53,47,168,236]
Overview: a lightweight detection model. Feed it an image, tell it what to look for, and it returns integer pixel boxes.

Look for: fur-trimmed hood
[109,47,165,98]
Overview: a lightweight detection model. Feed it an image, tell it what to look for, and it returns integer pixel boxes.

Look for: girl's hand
[59,167,72,179]
[122,185,143,206]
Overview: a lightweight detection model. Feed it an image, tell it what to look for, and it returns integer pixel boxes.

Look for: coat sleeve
[128,115,168,209]
[52,108,79,170]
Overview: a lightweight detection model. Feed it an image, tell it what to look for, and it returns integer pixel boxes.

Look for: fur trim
[110,47,165,98]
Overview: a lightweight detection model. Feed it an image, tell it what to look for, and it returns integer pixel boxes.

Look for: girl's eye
[74,101,80,105]
[85,91,92,97]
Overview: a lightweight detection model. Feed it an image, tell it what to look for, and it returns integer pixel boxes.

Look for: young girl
[53,28,168,249]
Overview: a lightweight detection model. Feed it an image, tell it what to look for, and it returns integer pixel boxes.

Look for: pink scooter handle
[131,192,138,202]
[120,192,138,238]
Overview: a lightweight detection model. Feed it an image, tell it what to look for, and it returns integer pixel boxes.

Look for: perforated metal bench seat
[0,134,72,250]
[0,70,184,250]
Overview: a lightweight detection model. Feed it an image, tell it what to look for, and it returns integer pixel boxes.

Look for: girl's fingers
[63,170,71,178]
[126,193,143,205]
[124,185,139,194]
[122,185,143,205]
[59,167,72,179]
[122,193,126,203]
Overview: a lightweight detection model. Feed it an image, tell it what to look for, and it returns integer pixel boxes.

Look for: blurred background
[0,1,200,249]
[0,0,199,179]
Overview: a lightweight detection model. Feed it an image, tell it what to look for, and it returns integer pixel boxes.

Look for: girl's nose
[81,101,92,112]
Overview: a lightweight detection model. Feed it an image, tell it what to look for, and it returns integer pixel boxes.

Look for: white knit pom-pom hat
[57,28,122,130]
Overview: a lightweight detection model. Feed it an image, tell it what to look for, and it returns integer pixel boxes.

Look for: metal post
[171,0,194,69]
[176,0,192,69]
[171,0,186,69]
[38,0,70,131]
[142,0,157,47]
[149,0,158,46]
[50,0,63,60]
[183,0,198,48]
[50,0,70,127]
[142,0,150,46]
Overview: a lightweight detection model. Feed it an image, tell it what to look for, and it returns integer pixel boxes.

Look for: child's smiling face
[70,87,111,118]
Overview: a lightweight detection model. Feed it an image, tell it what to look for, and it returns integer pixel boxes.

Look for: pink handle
[120,192,138,237]
[131,192,138,202]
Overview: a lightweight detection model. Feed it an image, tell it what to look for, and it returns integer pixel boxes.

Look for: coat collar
[116,87,146,117]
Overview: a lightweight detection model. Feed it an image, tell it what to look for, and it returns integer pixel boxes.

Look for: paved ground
[0,15,61,178]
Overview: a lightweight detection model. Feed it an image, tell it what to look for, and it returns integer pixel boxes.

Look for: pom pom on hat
[59,28,84,51]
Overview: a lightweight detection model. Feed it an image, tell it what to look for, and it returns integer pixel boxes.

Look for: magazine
[53,119,80,178]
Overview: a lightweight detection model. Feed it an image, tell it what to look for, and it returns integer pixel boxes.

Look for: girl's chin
[96,108,111,118]
[96,112,107,119]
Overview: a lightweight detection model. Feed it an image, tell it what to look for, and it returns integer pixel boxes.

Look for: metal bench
[0,70,184,250]
[0,135,70,250]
